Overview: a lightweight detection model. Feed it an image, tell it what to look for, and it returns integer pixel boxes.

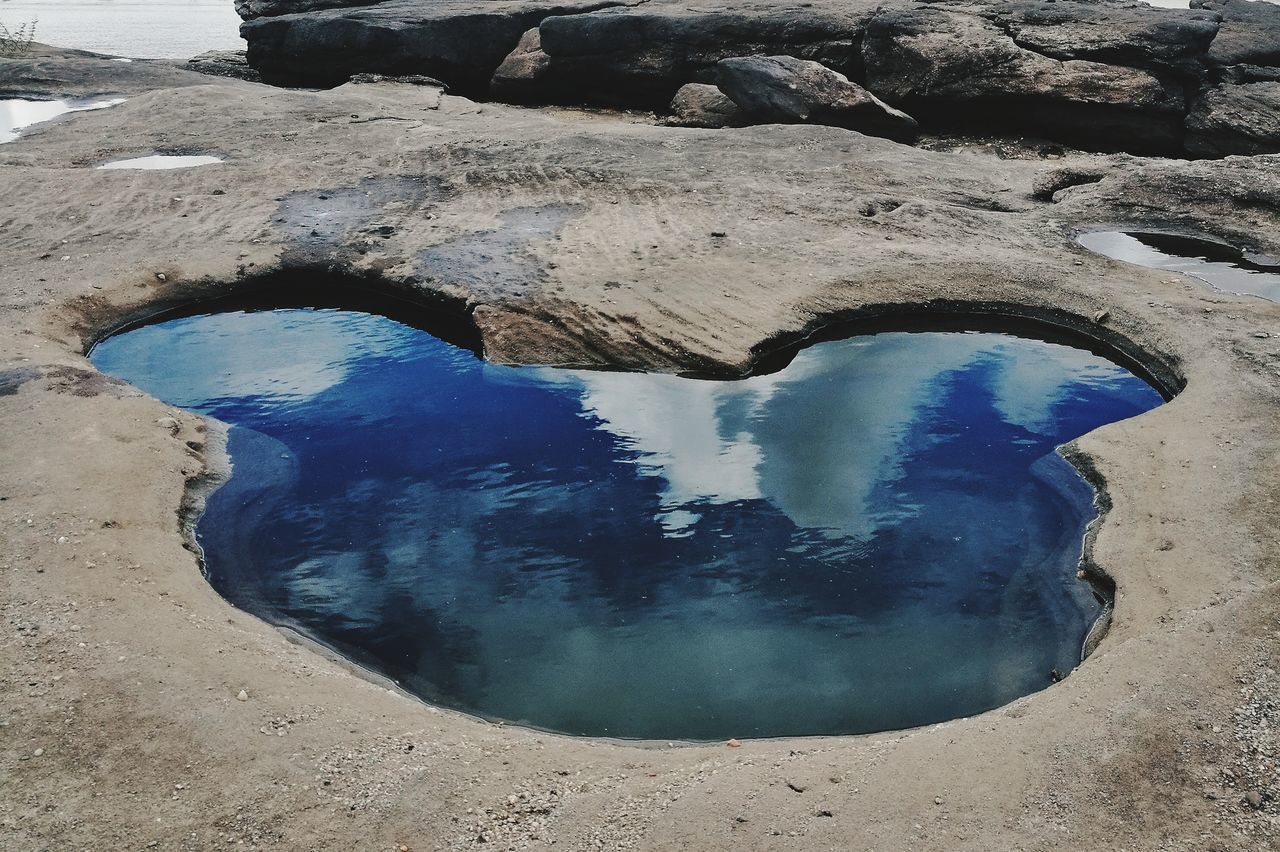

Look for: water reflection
[90,308,1164,739]
[0,98,124,144]
[1079,230,1280,302]
[98,155,223,170]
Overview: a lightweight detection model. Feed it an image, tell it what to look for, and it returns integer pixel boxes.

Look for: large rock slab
[500,0,885,107]
[240,0,627,91]
[984,0,1221,76]
[861,7,1188,153]
[235,0,380,17]
[715,55,918,140]
[1186,80,1280,156]
[1192,0,1280,69]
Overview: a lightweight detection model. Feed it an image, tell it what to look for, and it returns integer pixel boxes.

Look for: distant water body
[0,1,244,59]
[4,0,1276,61]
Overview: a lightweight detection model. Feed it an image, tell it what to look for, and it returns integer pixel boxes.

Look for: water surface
[98,154,223,169]
[1079,230,1280,302]
[0,97,122,144]
[90,307,1164,739]
[0,0,243,58]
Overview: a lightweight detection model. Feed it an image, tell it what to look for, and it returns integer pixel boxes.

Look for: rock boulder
[665,83,742,129]
[1186,81,1280,156]
[861,7,1188,153]
[715,55,918,140]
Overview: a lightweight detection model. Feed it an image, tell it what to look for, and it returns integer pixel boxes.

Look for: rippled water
[0,0,243,59]
[90,307,1164,739]
[1079,230,1280,303]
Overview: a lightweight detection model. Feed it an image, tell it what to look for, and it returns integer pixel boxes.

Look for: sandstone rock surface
[236,0,1280,157]
[665,82,742,128]
[2,45,1280,852]
[715,55,918,140]
[1186,80,1280,156]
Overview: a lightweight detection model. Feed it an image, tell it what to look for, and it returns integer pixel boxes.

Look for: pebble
[155,272,167,282]
[1245,790,1263,809]
[236,689,248,701]
[33,748,43,757]
[726,739,741,748]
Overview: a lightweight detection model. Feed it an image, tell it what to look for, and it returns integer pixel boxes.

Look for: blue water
[90,308,1164,739]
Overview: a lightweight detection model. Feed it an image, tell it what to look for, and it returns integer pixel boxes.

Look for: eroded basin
[1079,230,1280,302]
[89,303,1165,739]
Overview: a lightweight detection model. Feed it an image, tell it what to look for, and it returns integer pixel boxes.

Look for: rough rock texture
[715,55,918,140]
[1193,0,1280,69]
[490,26,553,102]
[530,1,878,107]
[238,0,1280,157]
[187,49,264,83]
[235,0,378,16]
[240,0,627,91]
[1030,164,1111,201]
[984,0,1221,76]
[1186,80,1280,156]
[3,47,1280,852]
[861,7,1188,153]
[665,82,742,128]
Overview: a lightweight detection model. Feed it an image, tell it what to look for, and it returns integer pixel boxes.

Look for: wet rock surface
[235,0,1280,156]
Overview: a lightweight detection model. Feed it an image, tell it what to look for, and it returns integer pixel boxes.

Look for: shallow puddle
[0,97,124,144]
[90,306,1164,739]
[97,155,223,170]
[1079,230,1280,302]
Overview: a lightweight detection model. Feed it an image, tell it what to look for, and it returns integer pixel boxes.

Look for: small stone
[155,272,167,282]
[726,738,741,748]
[934,797,943,805]
[1246,790,1264,809]
[1254,331,1270,339]
[1093,310,1109,323]
[236,689,248,701]
[32,748,43,757]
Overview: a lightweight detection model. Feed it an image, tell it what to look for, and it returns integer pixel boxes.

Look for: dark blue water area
[89,309,1164,740]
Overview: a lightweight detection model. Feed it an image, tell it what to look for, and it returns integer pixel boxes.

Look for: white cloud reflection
[93,310,407,410]
[551,333,1131,538]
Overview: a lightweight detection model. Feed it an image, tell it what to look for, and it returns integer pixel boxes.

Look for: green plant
[0,17,37,59]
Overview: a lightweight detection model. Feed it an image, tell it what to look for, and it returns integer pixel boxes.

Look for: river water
[0,0,244,58]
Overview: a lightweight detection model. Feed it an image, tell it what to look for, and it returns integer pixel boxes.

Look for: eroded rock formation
[235,0,1280,156]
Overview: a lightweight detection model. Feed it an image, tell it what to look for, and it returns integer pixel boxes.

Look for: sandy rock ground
[1,50,1280,851]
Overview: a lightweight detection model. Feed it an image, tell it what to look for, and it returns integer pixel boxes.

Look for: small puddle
[1079,230,1280,302]
[98,155,223,170]
[0,97,124,144]
[90,302,1165,739]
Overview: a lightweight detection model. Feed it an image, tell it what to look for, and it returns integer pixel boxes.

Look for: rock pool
[1079,230,1280,303]
[90,305,1165,739]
